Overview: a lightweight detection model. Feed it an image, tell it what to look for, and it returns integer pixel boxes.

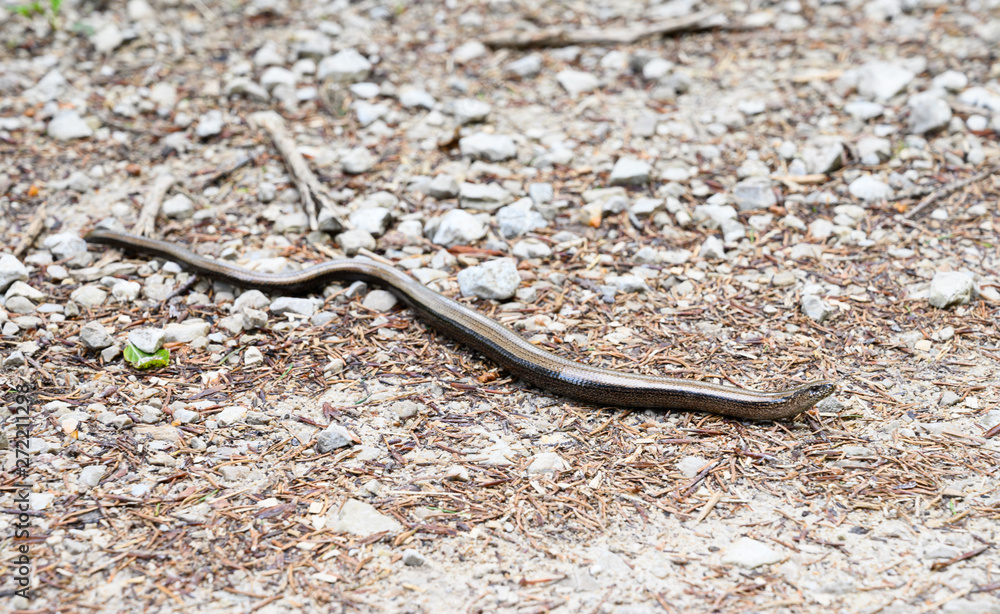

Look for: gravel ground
[2,0,1000,613]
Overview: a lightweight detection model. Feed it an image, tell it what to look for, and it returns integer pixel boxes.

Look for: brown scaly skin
[85,229,836,420]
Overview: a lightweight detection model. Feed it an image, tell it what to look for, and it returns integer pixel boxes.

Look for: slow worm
[85,229,835,420]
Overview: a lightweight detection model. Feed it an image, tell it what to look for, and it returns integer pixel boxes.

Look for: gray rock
[844,100,884,120]
[337,229,376,255]
[242,308,268,330]
[428,174,459,199]
[512,239,552,259]
[257,182,277,203]
[79,465,106,489]
[164,320,210,343]
[316,424,354,453]
[856,61,914,101]
[506,54,542,78]
[5,296,34,314]
[642,58,674,80]
[255,45,283,67]
[939,391,962,407]
[772,271,797,287]
[234,290,271,312]
[609,158,652,186]
[858,137,892,164]
[216,405,247,425]
[801,141,844,174]
[777,141,797,160]
[243,346,264,366]
[699,236,726,260]
[737,99,766,116]
[967,115,989,132]
[6,281,44,302]
[849,175,892,200]
[362,290,398,312]
[693,204,737,229]
[957,87,1000,113]
[527,452,568,474]
[452,40,487,64]
[163,194,194,219]
[3,351,26,368]
[449,98,491,124]
[224,77,270,101]
[605,274,648,294]
[47,111,93,141]
[432,210,487,246]
[677,456,708,478]
[326,498,403,536]
[173,408,199,423]
[128,327,165,354]
[44,233,88,260]
[928,272,973,308]
[260,66,296,91]
[0,255,28,292]
[69,285,108,308]
[399,87,435,109]
[556,69,600,96]
[801,295,834,323]
[217,313,246,337]
[149,81,177,109]
[318,49,372,82]
[733,177,777,211]
[350,207,392,236]
[630,197,664,218]
[907,93,951,134]
[342,147,376,174]
[459,182,513,211]
[396,219,424,243]
[354,101,388,127]
[932,70,967,93]
[496,198,547,238]
[26,69,68,102]
[270,296,316,316]
[402,549,426,566]
[722,537,783,569]
[721,218,746,243]
[459,132,517,161]
[60,171,95,193]
[195,110,224,138]
[295,33,332,59]
[92,22,124,53]
[274,211,309,233]
[457,258,520,300]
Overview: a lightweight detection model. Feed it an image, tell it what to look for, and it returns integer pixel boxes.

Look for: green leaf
[123,343,170,370]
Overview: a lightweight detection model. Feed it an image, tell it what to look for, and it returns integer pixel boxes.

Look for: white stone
[433,210,487,246]
[318,49,372,83]
[849,175,892,200]
[856,61,914,101]
[556,70,599,96]
[609,158,652,186]
[929,272,974,309]
[457,258,520,300]
[326,498,403,536]
[459,132,517,161]
[527,452,568,474]
[723,538,783,568]
[47,111,93,141]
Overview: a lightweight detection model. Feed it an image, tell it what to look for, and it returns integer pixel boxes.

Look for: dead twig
[249,111,347,232]
[896,164,999,219]
[483,10,720,49]
[930,545,990,572]
[133,173,177,237]
[14,203,47,258]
